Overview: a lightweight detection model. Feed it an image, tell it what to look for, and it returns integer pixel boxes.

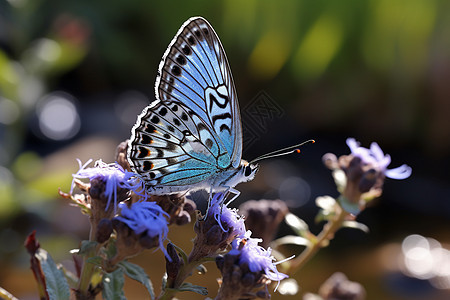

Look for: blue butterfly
[127,17,258,198]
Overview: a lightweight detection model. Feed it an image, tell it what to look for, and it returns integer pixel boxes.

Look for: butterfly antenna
[249,139,315,164]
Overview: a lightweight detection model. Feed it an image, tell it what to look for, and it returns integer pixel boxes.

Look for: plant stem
[77,220,98,299]
[285,204,348,275]
[157,257,214,300]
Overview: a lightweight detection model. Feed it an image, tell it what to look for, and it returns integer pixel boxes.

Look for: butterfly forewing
[128,101,221,187]
[155,17,242,169]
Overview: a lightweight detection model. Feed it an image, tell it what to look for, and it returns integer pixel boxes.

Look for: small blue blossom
[115,201,169,257]
[72,159,146,211]
[229,231,288,289]
[346,138,412,179]
[208,193,246,238]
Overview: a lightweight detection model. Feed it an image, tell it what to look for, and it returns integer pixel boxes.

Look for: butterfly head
[241,160,259,182]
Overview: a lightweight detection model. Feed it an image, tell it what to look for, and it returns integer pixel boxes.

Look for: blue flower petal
[346,138,411,180]
[385,164,412,179]
[116,201,170,258]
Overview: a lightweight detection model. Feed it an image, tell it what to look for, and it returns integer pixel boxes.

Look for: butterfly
[127,17,259,198]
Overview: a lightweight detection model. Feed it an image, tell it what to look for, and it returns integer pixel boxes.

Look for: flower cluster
[35,137,411,300]
[114,201,170,258]
[346,138,411,180]
[72,159,145,213]
[323,138,411,214]
[229,231,288,284]
[70,158,173,266]
[216,231,289,299]
[190,192,246,261]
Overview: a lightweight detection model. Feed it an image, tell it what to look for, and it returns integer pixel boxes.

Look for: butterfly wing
[155,17,242,168]
[128,100,225,188]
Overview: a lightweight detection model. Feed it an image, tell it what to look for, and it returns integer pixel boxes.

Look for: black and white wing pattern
[128,17,246,195]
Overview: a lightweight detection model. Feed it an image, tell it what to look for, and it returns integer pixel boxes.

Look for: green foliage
[35,248,70,300]
[78,240,98,256]
[176,282,208,296]
[102,269,126,300]
[118,261,155,300]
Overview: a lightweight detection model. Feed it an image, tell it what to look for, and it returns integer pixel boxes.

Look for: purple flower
[115,201,169,256]
[346,138,412,179]
[229,231,288,288]
[72,159,146,211]
[208,193,246,238]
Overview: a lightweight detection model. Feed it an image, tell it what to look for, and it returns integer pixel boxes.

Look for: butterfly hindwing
[156,17,243,169]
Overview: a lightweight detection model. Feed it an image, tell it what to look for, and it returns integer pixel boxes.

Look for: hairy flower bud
[216,231,287,299]
[239,199,289,248]
[189,193,245,262]
[107,201,170,266]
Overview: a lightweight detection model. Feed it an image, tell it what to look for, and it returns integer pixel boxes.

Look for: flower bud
[108,201,170,266]
[95,218,113,243]
[318,272,366,300]
[323,138,412,214]
[189,193,245,262]
[239,199,288,248]
[165,243,182,281]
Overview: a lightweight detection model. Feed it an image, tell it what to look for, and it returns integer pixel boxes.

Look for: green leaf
[314,208,336,223]
[284,213,310,237]
[177,282,208,295]
[35,249,70,300]
[332,169,346,192]
[271,235,311,248]
[59,265,79,289]
[102,269,126,300]
[118,261,155,300]
[86,256,103,266]
[342,221,370,233]
[78,240,98,256]
[315,196,336,211]
[104,238,117,259]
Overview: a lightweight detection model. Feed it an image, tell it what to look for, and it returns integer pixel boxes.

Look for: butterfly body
[128,17,258,196]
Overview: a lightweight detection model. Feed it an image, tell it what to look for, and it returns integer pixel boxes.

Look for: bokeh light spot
[37,93,80,140]
[35,38,61,63]
[401,234,450,288]
[279,176,310,208]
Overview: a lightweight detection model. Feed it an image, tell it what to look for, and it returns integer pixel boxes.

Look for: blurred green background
[1,0,450,299]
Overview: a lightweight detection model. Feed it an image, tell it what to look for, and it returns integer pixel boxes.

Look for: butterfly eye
[244,165,252,177]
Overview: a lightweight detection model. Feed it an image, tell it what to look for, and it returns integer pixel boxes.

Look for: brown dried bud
[96,218,113,243]
[339,155,384,207]
[319,272,366,300]
[165,243,182,282]
[115,140,131,171]
[215,252,269,300]
[107,218,150,266]
[239,199,289,248]
[323,153,339,170]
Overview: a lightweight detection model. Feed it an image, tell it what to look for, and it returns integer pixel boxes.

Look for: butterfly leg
[224,187,240,206]
[202,186,214,220]
[218,187,239,217]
